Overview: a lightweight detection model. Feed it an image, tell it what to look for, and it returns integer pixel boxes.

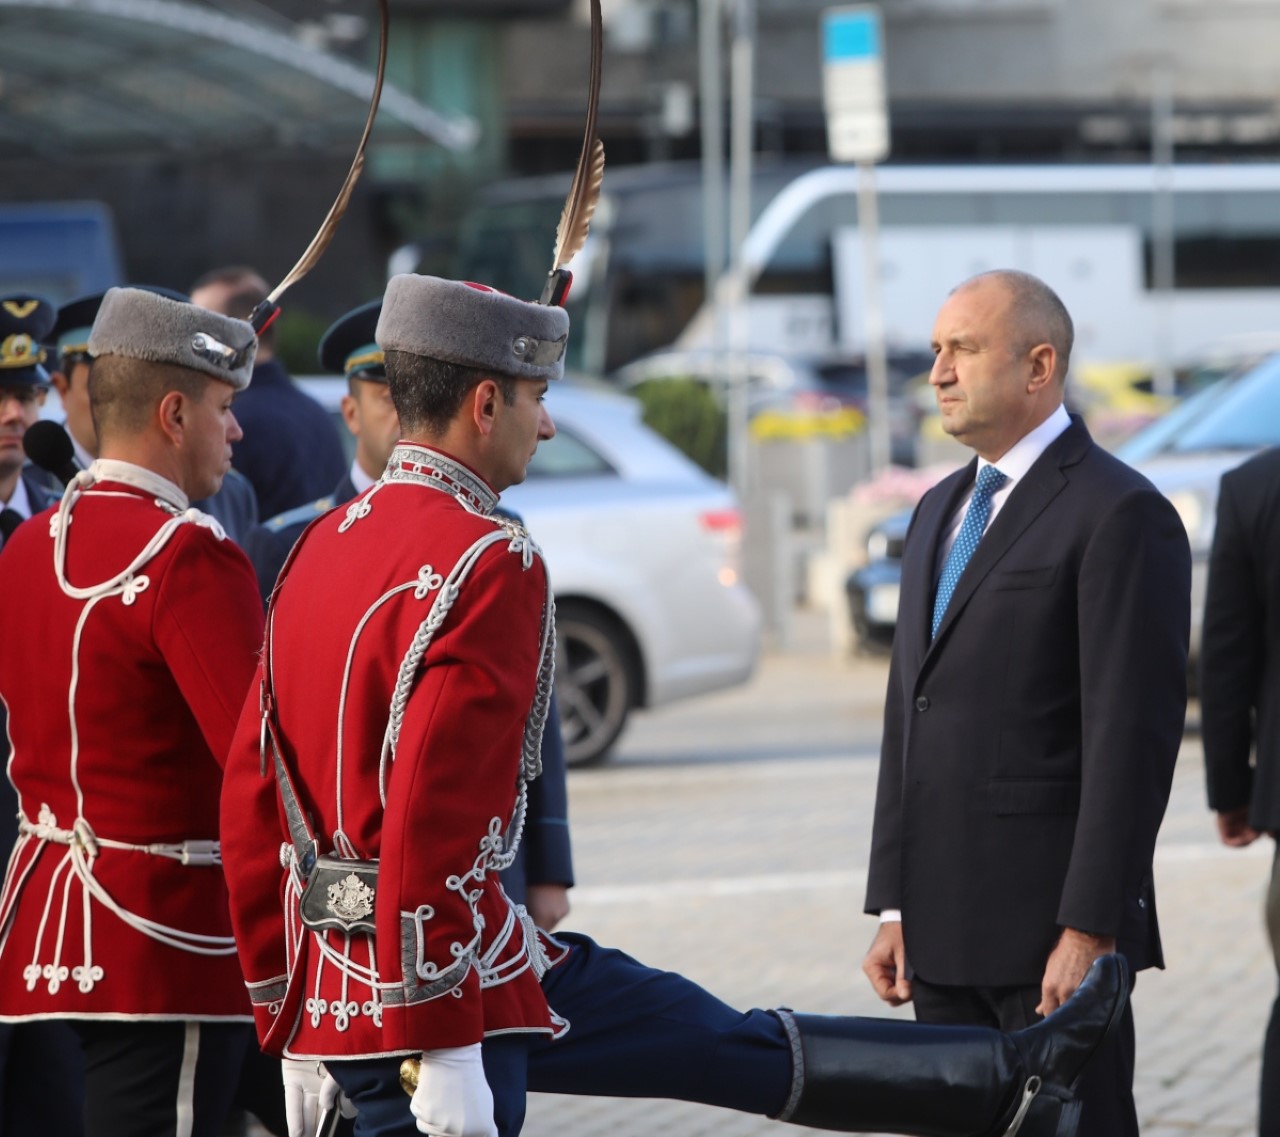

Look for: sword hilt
[399,1056,421,1096]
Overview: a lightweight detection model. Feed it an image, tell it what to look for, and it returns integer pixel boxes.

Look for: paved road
[523,615,1273,1137]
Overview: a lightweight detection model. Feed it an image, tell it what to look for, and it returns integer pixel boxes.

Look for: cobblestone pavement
[522,616,1274,1137]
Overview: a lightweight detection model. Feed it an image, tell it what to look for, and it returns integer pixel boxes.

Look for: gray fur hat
[377,275,569,383]
[88,287,257,390]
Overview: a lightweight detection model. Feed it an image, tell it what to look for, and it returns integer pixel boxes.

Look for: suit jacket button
[914,696,930,712]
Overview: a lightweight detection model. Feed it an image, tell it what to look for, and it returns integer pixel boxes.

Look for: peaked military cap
[319,299,385,382]
[0,295,56,388]
[51,286,188,363]
[89,287,257,390]
[377,275,570,384]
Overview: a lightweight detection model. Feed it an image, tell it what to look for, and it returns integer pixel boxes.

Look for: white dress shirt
[932,404,1073,581]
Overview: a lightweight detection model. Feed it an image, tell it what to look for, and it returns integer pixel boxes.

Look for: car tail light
[699,508,744,586]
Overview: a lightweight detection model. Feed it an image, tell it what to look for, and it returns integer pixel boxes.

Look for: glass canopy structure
[0,0,479,159]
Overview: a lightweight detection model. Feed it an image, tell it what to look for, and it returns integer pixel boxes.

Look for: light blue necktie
[932,464,1007,640]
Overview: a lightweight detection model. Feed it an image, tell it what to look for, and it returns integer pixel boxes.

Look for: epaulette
[265,496,335,533]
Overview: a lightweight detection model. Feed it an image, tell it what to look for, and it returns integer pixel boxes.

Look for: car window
[527,426,617,478]
[1115,354,1280,461]
[1114,379,1236,463]
[1167,357,1280,452]
[1124,354,1280,460]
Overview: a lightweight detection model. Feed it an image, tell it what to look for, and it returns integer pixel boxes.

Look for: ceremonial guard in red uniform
[0,288,266,1137]
[220,274,1132,1137]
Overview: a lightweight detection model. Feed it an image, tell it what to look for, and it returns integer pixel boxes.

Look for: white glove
[281,1058,325,1137]
[408,1043,497,1137]
[319,1070,358,1128]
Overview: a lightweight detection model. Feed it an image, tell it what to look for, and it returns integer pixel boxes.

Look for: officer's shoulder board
[264,496,335,533]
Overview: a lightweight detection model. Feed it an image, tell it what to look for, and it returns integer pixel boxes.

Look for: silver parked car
[299,377,762,766]
[1115,350,1280,683]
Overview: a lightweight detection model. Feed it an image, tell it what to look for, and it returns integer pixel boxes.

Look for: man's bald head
[953,270,1074,384]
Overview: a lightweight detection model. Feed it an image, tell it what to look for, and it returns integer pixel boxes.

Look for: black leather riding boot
[771,953,1129,1137]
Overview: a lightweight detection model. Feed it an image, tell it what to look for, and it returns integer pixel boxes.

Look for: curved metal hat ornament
[248,0,391,335]
[538,0,606,309]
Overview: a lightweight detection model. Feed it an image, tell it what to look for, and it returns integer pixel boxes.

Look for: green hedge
[630,378,727,479]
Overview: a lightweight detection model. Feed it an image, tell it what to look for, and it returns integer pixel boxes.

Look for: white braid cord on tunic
[0,461,237,999]
[267,445,557,1035]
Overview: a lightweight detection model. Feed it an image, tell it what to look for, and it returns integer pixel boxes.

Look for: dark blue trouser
[0,1020,86,1137]
[328,933,793,1137]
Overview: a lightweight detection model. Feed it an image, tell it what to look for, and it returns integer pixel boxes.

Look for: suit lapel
[927,419,1092,652]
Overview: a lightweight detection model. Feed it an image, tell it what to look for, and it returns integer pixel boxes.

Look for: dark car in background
[845,508,912,650]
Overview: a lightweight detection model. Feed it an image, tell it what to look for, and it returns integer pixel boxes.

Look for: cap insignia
[2,300,40,320]
[0,333,46,370]
[511,333,567,367]
[191,332,255,373]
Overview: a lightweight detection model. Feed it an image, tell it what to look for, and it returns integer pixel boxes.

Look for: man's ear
[48,370,70,398]
[471,378,501,438]
[1026,343,1057,393]
[157,390,186,447]
[339,393,361,437]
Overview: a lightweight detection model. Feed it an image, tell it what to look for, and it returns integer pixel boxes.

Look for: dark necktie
[0,509,23,549]
[931,465,1007,640]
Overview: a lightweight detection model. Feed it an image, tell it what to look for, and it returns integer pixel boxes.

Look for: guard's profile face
[492,379,555,492]
[183,379,242,500]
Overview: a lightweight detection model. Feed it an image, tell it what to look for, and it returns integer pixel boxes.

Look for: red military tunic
[220,444,561,1061]
[0,461,264,1021]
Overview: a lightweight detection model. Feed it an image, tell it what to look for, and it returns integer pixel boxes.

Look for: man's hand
[1037,927,1116,1017]
[525,883,570,932]
[862,921,912,1006]
[409,1043,497,1137]
[1217,806,1261,848]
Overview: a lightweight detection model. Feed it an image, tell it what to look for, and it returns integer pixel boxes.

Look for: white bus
[455,160,1280,371]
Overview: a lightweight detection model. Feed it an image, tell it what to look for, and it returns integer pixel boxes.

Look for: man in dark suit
[190,266,346,519]
[1201,446,1280,1137]
[863,270,1191,1137]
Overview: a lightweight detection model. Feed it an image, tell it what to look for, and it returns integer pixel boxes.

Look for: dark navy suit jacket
[194,468,259,544]
[231,359,347,520]
[1202,447,1280,832]
[866,418,1189,987]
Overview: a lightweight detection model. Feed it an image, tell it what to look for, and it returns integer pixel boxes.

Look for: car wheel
[555,603,636,768]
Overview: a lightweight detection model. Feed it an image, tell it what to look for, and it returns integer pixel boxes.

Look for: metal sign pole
[727,0,755,506]
[856,161,891,473]
[699,0,726,311]
[1151,64,1176,400]
[822,5,891,473]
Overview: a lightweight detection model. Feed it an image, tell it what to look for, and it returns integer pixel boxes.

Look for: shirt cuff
[879,909,902,923]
